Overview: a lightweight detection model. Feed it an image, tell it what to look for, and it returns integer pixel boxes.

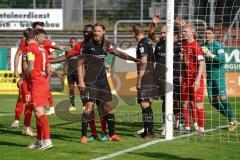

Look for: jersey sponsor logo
[90,48,95,51]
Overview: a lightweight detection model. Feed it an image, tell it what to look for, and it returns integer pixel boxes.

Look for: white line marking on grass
[93,125,229,160]
[0,113,14,116]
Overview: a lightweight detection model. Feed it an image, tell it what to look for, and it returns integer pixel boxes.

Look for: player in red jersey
[24,28,53,150]
[10,22,44,136]
[34,29,66,115]
[180,23,205,135]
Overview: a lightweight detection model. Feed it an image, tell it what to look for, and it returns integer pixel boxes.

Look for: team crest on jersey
[27,52,35,61]
[140,47,144,53]
[217,49,224,55]
[51,42,56,46]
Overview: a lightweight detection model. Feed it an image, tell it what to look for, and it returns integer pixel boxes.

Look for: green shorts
[207,77,226,96]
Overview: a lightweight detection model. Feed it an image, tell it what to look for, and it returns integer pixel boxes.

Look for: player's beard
[93,34,104,44]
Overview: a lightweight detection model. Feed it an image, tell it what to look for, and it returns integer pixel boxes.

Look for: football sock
[220,98,235,121]
[197,108,205,129]
[15,100,24,121]
[39,114,50,140]
[104,114,115,136]
[82,112,88,137]
[100,117,107,134]
[69,94,75,107]
[23,103,33,127]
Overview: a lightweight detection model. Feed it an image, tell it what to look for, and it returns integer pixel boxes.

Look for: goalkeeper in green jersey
[202,26,238,131]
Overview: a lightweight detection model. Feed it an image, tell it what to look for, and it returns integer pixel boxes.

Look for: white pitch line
[0,113,14,117]
[93,125,229,160]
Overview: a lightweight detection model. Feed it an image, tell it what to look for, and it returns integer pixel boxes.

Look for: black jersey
[66,54,79,74]
[136,37,155,84]
[79,38,113,83]
[154,40,181,82]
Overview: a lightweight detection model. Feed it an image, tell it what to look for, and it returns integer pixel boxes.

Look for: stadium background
[0,1,240,160]
[0,0,240,97]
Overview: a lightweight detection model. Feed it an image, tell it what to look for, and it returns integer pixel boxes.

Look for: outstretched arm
[110,48,140,63]
[50,55,66,64]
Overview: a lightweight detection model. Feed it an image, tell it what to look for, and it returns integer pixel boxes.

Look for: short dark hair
[34,29,47,35]
[206,26,215,33]
[132,24,144,35]
[94,23,105,31]
[23,28,35,40]
[70,37,77,41]
[32,21,44,29]
[84,24,94,30]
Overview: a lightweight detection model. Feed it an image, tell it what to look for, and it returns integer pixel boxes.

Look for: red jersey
[181,40,204,79]
[66,41,84,58]
[43,39,57,54]
[26,43,50,79]
[17,38,28,73]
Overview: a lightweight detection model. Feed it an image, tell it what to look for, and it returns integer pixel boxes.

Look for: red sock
[191,105,198,123]
[15,100,24,121]
[39,114,50,140]
[36,117,43,140]
[197,108,205,129]
[182,108,190,127]
[100,117,107,134]
[48,92,54,107]
[23,104,33,127]
[89,120,97,136]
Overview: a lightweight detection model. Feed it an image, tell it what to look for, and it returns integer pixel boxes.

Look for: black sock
[162,97,166,124]
[104,114,115,136]
[145,106,154,134]
[82,112,88,137]
[69,94,75,107]
[142,108,148,134]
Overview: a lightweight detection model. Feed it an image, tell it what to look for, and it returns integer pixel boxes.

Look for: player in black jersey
[133,24,157,139]
[78,23,139,143]
[149,15,182,134]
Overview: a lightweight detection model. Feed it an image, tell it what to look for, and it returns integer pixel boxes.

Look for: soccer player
[78,23,139,144]
[10,22,44,136]
[180,23,205,135]
[202,26,238,131]
[34,29,66,115]
[133,24,156,139]
[50,24,106,141]
[149,16,182,133]
[24,28,53,150]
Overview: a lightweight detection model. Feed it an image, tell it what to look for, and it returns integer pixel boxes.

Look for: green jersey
[203,40,226,78]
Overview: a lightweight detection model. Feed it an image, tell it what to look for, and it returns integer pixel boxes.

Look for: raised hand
[175,17,186,27]
[152,15,160,24]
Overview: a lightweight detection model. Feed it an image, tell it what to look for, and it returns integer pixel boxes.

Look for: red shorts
[181,77,204,102]
[31,76,49,107]
[21,80,31,103]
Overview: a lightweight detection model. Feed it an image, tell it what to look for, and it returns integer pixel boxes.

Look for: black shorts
[137,84,160,103]
[67,71,79,85]
[81,78,112,104]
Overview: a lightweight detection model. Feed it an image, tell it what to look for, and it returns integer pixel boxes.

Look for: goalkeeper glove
[202,46,215,59]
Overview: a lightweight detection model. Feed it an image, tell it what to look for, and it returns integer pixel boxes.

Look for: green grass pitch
[0,95,239,160]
